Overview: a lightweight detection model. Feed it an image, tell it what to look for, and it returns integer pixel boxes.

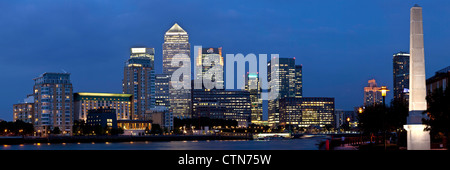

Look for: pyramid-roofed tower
[166,23,187,34]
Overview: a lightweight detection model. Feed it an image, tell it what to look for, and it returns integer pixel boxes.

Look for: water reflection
[0,138,325,150]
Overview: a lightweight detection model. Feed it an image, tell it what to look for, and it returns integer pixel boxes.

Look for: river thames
[0,137,326,150]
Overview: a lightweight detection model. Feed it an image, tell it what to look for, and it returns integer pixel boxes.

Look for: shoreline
[0,135,252,145]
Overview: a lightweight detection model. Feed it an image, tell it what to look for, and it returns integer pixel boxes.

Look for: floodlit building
[393,52,410,102]
[117,120,152,136]
[163,23,192,119]
[155,73,170,107]
[363,79,382,106]
[73,92,133,121]
[194,47,224,89]
[192,89,251,127]
[279,97,335,129]
[123,47,156,120]
[13,96,35,123]
[33,72,73,136]
[245,72,263,125]
[268,58,302,127]
[86,108,118,129]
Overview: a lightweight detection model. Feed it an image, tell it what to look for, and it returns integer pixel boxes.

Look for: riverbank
[0,135,252,145]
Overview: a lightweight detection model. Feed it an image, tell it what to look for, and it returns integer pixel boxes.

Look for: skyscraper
[163,23,190,74]
[295,65,303,97]
[163,23,191,119]
[155,73,170,107]
[245,72,263,125]
[123,47,155,120]
[194,47,224,90]
[363,79,382,106]
[268,57,302,127]
[33,72,73,136]
[393,52,410,102]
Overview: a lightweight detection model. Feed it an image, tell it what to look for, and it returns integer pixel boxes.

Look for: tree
[150,124,162,134]
[424,85,450,147]
[358,104,388,135]
[13,120,34,135]
[388,98,409,131]
[51,127,61,134]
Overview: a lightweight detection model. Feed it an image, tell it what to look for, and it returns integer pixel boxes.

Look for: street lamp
[379,86,390,106]
[378,86,390,150]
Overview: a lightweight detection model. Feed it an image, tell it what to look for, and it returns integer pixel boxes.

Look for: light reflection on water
[0,138,325,150]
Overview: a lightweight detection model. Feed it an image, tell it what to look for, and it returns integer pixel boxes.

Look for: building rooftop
[436,66,450,74]
[166,23,187,34]
[74,92,132,98]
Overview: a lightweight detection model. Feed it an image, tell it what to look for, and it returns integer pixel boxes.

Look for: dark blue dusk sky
[1,0,450,120]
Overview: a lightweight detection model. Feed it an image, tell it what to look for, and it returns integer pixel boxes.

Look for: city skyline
[2,0,450,120]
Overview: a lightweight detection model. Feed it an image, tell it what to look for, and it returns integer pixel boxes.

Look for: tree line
[358,84,450,148]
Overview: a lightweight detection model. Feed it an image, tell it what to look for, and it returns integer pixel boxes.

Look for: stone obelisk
[403,4,430,150]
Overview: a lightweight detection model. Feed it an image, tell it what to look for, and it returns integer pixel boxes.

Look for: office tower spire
[163,23,191,119]
[404,4,430,150]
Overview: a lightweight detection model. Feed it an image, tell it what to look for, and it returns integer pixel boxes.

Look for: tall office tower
[194,47,224,89]
[393,52,410,103]
[404,4,430,150]
[279,97,335,129]
[33,72,73,136]
[155,73,170,107]
[123,47,155,120]
[267,58,302,127]
[73,92,133,121]
[163,23,191,119]
[295,65,303,97]
[245,73,263,125]
[363,79,382,106]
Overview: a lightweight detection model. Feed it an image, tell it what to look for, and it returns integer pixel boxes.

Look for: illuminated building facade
[155,73,170,107]
[13,96,35,123]
[123,47,155,120]
[33,72,73,136]
[73,92,133,121]
[117,120,152,136]
[363,79,382,106]
[393,52,410,102]
[192,89,251,127]
[245,72,263,125]
[268,58,302,127]
[279,97,335,128]
[194,47,224,89]
[163,23,191,119]
[86,108,118,129]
